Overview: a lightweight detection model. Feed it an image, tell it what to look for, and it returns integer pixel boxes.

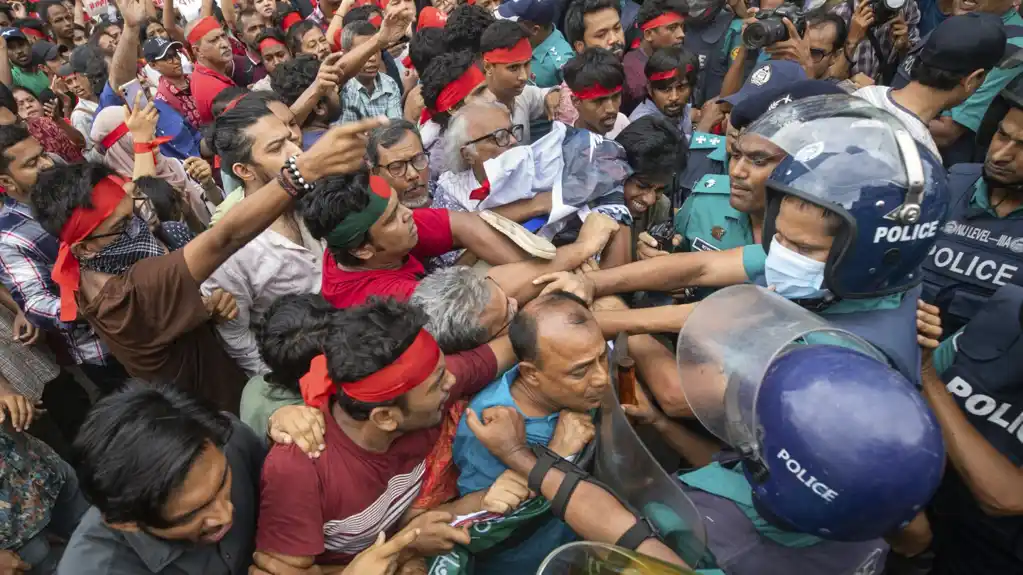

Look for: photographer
[719,4,814,99]
[835,0,920,85]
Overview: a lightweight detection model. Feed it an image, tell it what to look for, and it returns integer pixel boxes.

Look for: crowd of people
[0,0,1019,572]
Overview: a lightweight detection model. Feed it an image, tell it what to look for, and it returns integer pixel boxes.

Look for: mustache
[609,42,625,54]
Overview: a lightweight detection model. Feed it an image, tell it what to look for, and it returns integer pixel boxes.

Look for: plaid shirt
[0,197,110,366]
[339,73,403,126]
[307,6,327,31]
[831,0,921,82]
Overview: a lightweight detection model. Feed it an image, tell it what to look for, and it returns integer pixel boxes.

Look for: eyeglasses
[464,124,525,149]
[810,48,831,63]
[380,152,428,178]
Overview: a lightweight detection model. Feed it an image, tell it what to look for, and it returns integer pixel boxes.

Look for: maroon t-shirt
[255,345,498,564]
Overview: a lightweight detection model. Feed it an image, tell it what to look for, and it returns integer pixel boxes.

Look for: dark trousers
[78,360,130,395]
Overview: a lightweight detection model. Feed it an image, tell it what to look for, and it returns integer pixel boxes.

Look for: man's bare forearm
[593,304,694,338]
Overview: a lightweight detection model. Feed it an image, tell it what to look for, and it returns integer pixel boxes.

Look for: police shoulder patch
[690,132,718,149]
[693,174,729,195]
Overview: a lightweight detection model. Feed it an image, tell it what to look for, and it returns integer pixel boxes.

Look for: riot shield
[536,542,696,575]
[675,285,885,457]
[594,336,708,567]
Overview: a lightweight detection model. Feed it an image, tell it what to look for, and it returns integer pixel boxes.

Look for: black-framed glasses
[464,124,525,149]
[810,48,831,63]
[380,152,428,178]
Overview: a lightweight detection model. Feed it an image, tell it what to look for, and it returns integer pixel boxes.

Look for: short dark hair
[420,50,478,128]
[0,123,31,173]
[78,45,110,96]
[326,297,428,420]
[367,120,422,167]
[645,45,699,90]
[479,20,531,53]
[563,47,625,93]
[257,294,339,396]
[38,0,64,24]
[564,0,620,47]
[807,11,847,53]
[0,82,16,115]
[236,6,262,30]
[72,382,232,528]
[635,0,687,29]
[444,3,495,53]
[271,54,320,107]
[31,162,113,238]
[509,291,591,368]
[207,94,273,175]
[134,176,185,222]
[616,115,687,185]
[210,86,249,116]
[285,20,319,55]
[88,20,118,48]
[299,171,378,266]
[911,60,975,91]
[409,27,446,75]
[344,4,381,26]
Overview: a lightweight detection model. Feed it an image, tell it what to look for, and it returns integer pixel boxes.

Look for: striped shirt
[255,345,498,564]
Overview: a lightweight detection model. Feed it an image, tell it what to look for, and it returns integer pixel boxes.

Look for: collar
[1,195,33,219]
[193,63,234,84]
[1004,8,1022,24]
[122,528,188,572]
[970,177,1023,218]
[534,28,564,56]
[820,293,903,315]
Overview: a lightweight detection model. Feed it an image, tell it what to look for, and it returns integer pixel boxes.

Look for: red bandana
[258,37,286,54]
[483,38,532,65]
[53,176,126,321]
[186,16,221,45]
[281,12,303,31]
[299,330,442,407]
[573,83,622,100]
[649,69,677,82]
[421,65,485,123]
[640,12,684,31]
[100,123,171,157]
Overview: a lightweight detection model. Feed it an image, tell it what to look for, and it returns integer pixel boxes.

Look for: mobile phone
[119,79,148,110]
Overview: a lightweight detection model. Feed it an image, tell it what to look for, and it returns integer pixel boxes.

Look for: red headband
[429,65,485,118]
[100,123,170,155]
[649,69,676,81]
[21,27,46,39]
[53,176,126,321]
[640,12,684,31]
[483,37,531,64]
[281,12,303,31]
[299,330,442,407]
[258,37,286,53]
[369,14,382,27]
[573,83,622,100]
[417,6,446,30]
[186,16,221,45]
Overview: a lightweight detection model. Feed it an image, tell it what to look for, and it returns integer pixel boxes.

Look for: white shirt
[510,85,552,144]
[201,219,325,377]
[853,86,942,162]
[70,98,101,161]
[142,54,194,91]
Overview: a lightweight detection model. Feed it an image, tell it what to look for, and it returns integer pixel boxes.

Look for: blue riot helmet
[677,285,946,542]
[744,94,950,300]
[751,345,944,540]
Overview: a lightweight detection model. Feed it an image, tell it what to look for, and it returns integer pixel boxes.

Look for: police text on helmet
[777,449,839,502]
[872,221,940,244]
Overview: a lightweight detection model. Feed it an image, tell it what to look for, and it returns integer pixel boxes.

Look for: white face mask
[764,237,829,300]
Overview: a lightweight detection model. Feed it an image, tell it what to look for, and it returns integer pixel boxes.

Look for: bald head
[510,291,595,367]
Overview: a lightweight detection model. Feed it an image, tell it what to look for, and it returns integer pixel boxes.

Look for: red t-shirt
[255,345,498,564]
[190,64,237,126]
[321,208,454,309]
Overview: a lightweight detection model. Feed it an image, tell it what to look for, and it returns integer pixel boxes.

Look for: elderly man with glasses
[368,119,435,209]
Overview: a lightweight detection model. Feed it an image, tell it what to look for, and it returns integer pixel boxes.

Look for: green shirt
[932,328,964,375]
[239,375,302,439]
[12,66,49,97]
[674,174,754,253]
[944,9,1023,132]
[970,177,1023,218]
[722,20,771,67]
[531,29,574,89]
[209,188,244,226]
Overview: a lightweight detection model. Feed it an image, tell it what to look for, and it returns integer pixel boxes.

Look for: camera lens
[743,21,771,50]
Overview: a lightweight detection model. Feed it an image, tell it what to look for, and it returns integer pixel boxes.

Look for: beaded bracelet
[281,154,314,197]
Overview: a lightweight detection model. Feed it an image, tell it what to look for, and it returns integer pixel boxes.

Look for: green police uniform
[531,29,574,89]
[674,174,754,253]
[722,19,771,68]
[676,131,727,202]
[942,9,1023,134]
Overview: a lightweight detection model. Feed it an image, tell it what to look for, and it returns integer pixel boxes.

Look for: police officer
[498,0,575,88]
[675,60,806,204]
[923,73,1023,337]
[619,292,945,574]
[673,79,840,295]
[536,94,949,387]
[683,0,759,107]
[923,284,1023,574]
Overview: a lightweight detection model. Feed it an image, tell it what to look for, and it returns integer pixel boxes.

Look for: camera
[742,3,807,50]
[647,221,676,252]
[869,0,906,24]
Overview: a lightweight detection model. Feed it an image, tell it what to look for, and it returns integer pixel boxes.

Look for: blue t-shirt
[95,84,203,160]
[452,366,576,575]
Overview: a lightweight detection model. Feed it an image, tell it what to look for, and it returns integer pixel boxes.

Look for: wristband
[133,140,159,154]
[282,154,314,197]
